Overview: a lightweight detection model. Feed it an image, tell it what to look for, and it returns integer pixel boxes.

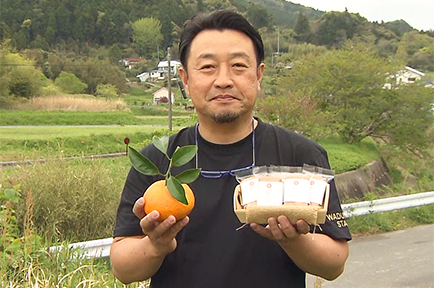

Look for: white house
[396,66,425,84]
[157,60,182,80]
[122,58,145,69]
[153,87,175,105]
[384,66,426,89]
[137,70,159,82]
[136,60,182,82]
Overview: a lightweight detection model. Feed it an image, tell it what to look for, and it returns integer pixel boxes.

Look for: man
[110,9,351,287]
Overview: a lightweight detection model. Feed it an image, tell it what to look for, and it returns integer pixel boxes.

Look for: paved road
[306,224,434,288]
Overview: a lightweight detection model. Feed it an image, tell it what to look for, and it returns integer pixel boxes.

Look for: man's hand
[250,216,309,243]
[133,197,189,257]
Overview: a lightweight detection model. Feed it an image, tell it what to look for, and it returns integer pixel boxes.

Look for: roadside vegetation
[1,4,433,283]
[1,90,433,287]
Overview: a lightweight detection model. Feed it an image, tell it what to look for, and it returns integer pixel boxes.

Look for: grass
[2,157,130,242]
[347,204,434,236]
[0,110,150,126]
[319,137,381,174]
[12,95,129,111]
[0,125,163,141]
[0,129,175,161]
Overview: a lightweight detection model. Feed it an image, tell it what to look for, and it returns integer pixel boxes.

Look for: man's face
[179,29,264,124]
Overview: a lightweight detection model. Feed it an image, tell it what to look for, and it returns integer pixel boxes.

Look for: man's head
[179,10,264,71]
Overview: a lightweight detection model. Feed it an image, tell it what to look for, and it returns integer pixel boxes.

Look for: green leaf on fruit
[175,168,201,184]
[167,176,188,205]
[152,135,169,156]
[172,145,197,167]
[128,146,161,176]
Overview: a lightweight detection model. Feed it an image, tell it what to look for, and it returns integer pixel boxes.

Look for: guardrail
[48,191,434,259]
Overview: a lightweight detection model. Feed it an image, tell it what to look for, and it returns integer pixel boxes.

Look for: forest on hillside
[1,0,433,99]
[1,0,433,62]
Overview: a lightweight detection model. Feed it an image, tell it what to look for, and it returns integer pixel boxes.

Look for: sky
[291,0,434,31]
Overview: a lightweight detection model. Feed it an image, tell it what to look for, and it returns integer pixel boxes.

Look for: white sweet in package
[235,165,334,207]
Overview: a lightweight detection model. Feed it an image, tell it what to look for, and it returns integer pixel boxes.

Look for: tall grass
[12,96,130,111]
[2,157,129,242]
[0,183,148,287]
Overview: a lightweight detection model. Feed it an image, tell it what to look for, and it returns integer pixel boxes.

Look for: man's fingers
[295,219,309,234]
[251,217,310,242]
[132,197,146,219]
[250,223,273,240]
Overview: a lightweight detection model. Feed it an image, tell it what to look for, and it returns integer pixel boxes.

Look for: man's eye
[200,65,214,70]
[233,63,248,69]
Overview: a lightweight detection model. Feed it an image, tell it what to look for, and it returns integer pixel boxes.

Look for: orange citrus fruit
[144,180,195,221]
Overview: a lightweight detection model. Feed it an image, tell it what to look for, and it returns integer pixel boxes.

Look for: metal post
[167,47,172,131]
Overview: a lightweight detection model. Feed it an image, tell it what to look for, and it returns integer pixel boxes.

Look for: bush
[54,71,87,94]
[40,83,63,96]
[95,83,118,99]
[1,52,43,99]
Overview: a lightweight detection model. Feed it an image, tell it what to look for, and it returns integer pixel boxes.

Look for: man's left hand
[250,216,309,242]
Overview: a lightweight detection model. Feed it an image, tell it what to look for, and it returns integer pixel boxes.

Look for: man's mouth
[212,94,237,101]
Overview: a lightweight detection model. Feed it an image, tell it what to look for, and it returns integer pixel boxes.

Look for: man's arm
[110,198,189,284]
[250,216,349,280]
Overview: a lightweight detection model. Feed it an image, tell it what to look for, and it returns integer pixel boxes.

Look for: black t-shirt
[113,118,352,288]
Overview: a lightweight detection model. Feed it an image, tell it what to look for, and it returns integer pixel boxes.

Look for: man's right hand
[133,197,189,257]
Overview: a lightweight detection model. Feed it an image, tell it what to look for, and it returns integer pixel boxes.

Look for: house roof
[405,66,425,77]
[124,58,145,62]
[158,60,181,67]
[153,87,174,95]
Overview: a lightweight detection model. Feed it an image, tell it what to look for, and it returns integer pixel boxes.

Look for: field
[1,92,433,287]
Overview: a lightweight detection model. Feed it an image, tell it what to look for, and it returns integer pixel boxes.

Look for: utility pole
[167,47,172,131]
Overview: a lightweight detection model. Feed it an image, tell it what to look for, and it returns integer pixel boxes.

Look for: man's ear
[178,67,189,95]
[257,63,265,91]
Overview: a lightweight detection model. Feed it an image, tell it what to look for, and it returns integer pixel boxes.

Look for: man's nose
[214,66,233,88]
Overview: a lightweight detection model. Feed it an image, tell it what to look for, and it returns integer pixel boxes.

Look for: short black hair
[179,10,264,70]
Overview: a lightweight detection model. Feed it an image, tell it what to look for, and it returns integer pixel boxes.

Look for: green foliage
[132,18,163,57]
[259,42,434,151]
[294,13,311,42]
[54,71,87,94]
[0,185,21,259]
[128,135,200,204]
[313,11,364,48]
[0,43,43,102]
[256,91,327,140]
[95,83,118,99]
[381,84,434,151]
[245,3,272,29]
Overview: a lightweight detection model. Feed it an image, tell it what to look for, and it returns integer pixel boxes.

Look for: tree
[131,17,163,57]
[246,3,272,29]
[0,41,43,103]
[313,11,362,48]
[381,84,434,152]
[256,90,327,140]
[294,13,311,42]
[258,41,434,150]
[54,71,87,94]
[55,4,72,40]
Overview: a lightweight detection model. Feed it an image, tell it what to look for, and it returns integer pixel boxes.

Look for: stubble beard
[212,112,240,123]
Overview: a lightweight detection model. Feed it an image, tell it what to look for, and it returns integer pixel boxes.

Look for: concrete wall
[335,158,392,202]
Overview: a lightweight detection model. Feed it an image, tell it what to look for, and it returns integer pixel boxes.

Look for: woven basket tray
[233,184,330,225]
